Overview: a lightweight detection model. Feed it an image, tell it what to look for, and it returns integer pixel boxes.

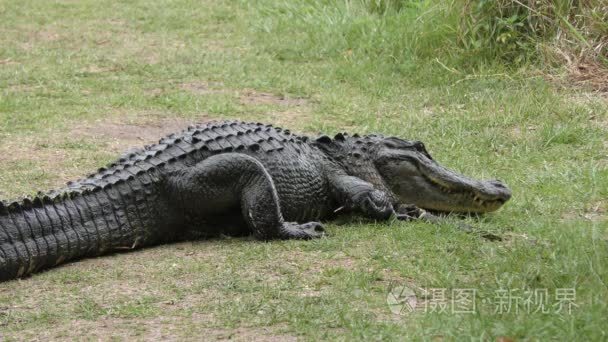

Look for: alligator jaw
[375,139,512,213]
[419,171,511,213]
[408,157,511,213]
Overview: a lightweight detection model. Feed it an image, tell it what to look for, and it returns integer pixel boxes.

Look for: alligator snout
[489,180,506,187]
[487,179,512,200]
[489,179,509,189]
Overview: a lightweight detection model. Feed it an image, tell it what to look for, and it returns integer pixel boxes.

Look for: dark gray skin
[0,121,511,281]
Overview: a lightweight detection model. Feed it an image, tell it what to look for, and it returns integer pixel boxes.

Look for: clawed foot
[351,190,394,220]
[394,204,426,221]
[281,221,325,239]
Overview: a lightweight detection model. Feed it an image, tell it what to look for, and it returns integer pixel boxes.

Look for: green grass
[1,0,607,340]
[457,0,608,66]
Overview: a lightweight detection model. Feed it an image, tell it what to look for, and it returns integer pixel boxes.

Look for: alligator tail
[0,186,145,282]
[0,122,224,282]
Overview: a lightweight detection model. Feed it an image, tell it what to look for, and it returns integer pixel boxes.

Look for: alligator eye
[413,141,425,150]
[413,141,433,160]
[383,141,398,149]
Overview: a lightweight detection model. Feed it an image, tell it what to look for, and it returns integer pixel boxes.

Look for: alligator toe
[281,221,325,239]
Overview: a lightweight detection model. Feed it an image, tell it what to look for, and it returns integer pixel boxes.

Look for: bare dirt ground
[71,115,198,154]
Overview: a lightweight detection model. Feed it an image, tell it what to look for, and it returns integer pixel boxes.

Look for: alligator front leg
[166,153,324,240]
[329,175,394,220]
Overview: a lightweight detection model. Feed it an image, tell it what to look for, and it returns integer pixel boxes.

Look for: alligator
[0,120,511,281]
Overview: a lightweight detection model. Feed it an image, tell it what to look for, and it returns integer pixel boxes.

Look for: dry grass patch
[239,90,308,107]
[561,200,606,223]
[0,136,99,198]
[547,60,608,95]
[179,81,228,95]
[71,114,200,154]
[569,62,608,93]
[3,315,297,341]
[581,200,606,222]
[238,91,314,130]
[0,58,18,65]
[0,113,205,197]
[0,137,70,167]
[265,109,314,132]
[281,250,358,275]
[77,19,186,66]
[13,26,63,51]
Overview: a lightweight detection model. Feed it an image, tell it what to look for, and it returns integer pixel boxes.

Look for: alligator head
[373,137,511,213]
